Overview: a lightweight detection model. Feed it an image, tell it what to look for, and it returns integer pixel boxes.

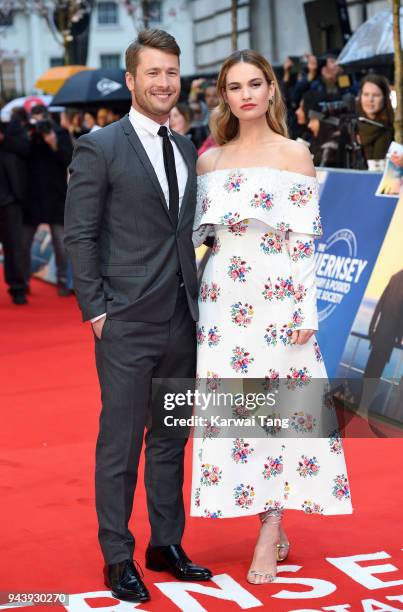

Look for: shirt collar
[129,106,171,137]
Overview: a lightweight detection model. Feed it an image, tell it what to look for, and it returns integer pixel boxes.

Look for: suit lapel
[119,115,172,225]
[170,131,194,227]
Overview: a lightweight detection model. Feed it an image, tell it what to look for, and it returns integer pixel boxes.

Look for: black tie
[158,125,179,226]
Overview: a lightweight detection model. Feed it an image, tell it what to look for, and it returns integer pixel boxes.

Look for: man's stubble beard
[134,89,180,118]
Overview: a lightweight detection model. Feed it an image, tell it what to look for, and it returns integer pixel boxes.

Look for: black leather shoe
[12,293,28,305]
[57,284,73,297]
[104,559,150,602]
[145,544,212,581]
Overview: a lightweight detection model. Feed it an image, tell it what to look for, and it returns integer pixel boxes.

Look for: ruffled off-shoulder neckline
[197,166,317,182]
[193,164,322,238]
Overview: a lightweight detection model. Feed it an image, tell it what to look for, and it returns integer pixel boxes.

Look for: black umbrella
[52,68,131,108]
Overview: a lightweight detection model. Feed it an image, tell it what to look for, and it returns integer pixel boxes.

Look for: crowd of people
[0,105,124,304]
[176,54,395,169]
[0,52,396,306]
[280,54,394,169]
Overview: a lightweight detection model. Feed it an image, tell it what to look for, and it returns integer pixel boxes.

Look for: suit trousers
[364,345,392,380]
[0,202,26,296]
[94,284,196,565]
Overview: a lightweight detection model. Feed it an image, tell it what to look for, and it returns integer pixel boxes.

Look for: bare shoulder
[196,146,222,176]
[280,139,316,177]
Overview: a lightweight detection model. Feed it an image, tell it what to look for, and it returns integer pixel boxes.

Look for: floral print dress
[190,167,352,518]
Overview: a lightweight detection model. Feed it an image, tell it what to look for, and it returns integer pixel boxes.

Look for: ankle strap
[260,508,283,523]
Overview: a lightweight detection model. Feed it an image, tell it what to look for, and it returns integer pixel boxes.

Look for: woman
[357,74,394,163]
[292,94,313,142]
[83,111,100,133]
[169,103,193,136]
[60,108,86,142]
[188,99,210,149]
[191,50,353,585]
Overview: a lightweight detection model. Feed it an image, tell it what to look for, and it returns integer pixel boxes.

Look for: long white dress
[190,167,353,519]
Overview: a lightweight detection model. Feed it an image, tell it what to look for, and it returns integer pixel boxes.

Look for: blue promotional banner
[26,169,398,382]
[315,170,398,377]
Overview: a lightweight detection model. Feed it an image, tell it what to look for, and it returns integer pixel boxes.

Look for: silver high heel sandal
[277,539,290,562]
[247,509,283,585]
[277,522,290,562]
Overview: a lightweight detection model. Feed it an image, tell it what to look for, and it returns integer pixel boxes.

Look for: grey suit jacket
[64,114,199,323]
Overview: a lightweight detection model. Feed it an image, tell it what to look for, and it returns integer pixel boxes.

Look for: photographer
[281,53,319,108]
[356,74,394,165]
[188,78,218,111]
[187,78,218,148]
[336,75,394,170]
[0,110,30,304]
[22,105,73,296]
[300,91,342,168]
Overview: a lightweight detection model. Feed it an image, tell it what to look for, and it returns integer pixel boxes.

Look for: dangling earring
[267,98,273,115]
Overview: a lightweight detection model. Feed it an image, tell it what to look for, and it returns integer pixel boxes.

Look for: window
[100,53,121,69]
[1,58,25,95]
[0,10,13,27]
[97,1,118,25]
[50,57,64,67]
[147,1,162,25]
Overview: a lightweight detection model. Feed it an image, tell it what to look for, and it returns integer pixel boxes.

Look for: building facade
[0,0,195,97]
[0,0,392,98]
[191,0,390,73]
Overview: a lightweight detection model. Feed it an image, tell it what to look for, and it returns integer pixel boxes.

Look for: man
[60,108,87,143]
[106,107,123,125]
[64,29,212,603]
[96,107,109,128]
[365,270,403,380]
[23,105,73,296]
[0,116,29,304]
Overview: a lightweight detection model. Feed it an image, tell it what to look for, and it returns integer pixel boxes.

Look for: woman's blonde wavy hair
[210,49,288,145]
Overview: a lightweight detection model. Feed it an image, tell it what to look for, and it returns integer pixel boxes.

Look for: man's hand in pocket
[92,315,107,340]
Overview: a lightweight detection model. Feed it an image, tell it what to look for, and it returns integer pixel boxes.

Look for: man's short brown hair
[125,29,181,76]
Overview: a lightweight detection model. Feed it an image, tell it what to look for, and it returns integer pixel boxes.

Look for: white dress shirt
[91,106,188,323]
[128,106,188,210]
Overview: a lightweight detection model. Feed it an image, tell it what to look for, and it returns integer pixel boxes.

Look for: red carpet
[1,277,403,612]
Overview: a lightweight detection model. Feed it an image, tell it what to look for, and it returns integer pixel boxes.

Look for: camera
[305,93,366,170]
[317,95,367,170]
[317,94,357,122]
[35,119,53,135]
